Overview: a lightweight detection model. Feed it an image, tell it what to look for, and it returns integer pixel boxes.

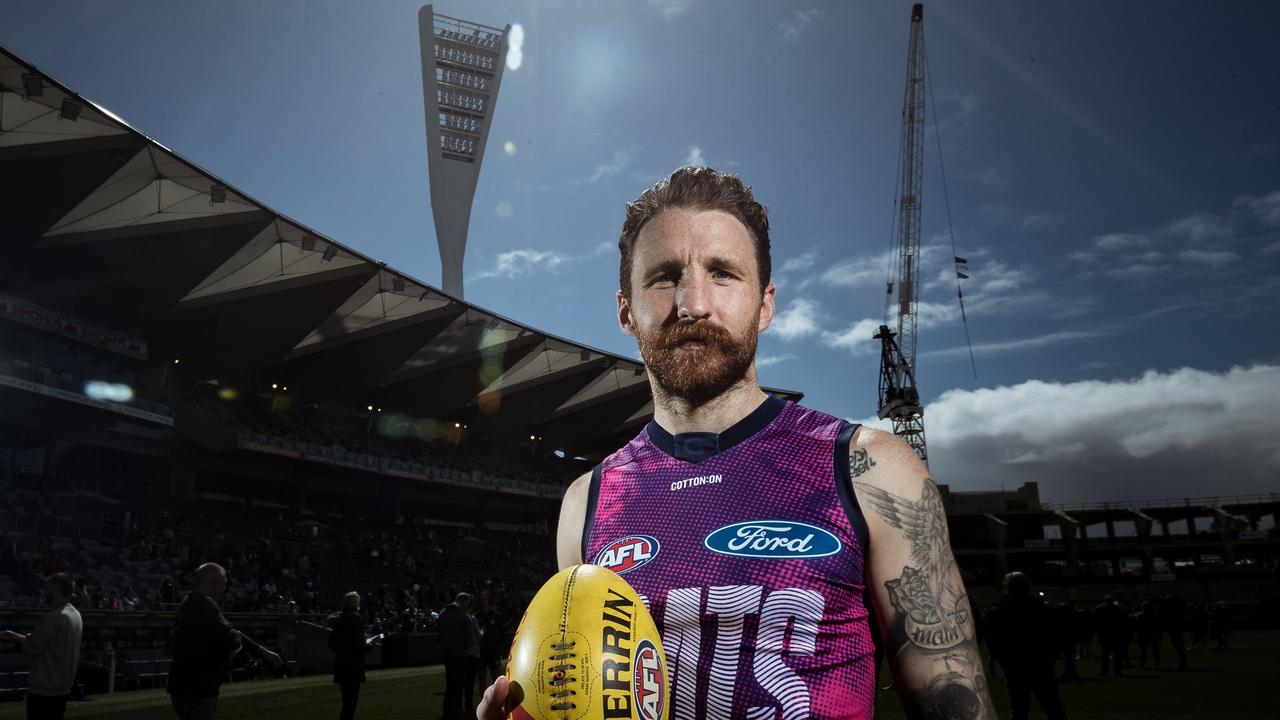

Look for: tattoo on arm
[849,448,876,477]
[857,479,996,720]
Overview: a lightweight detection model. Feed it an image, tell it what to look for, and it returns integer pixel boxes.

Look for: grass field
[1,633,1274,719]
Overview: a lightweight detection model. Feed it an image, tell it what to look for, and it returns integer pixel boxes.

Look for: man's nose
[676,274,711,320]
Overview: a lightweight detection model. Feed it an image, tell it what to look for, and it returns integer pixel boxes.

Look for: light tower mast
[419,5,510,299]
[875,3,929,464]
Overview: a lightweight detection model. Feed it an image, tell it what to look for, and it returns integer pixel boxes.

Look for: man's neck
[650,373,768,435]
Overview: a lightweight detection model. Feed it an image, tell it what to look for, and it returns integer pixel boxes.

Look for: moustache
[658,322,734,349]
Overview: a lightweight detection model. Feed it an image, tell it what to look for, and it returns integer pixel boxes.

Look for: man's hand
[477,675,523,720]
[261,649,284,669]
[0,630,26,643]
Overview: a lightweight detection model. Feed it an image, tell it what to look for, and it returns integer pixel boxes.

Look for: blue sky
[4,1,1279,503]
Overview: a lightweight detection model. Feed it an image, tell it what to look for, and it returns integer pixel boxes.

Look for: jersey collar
[646,394,786,463]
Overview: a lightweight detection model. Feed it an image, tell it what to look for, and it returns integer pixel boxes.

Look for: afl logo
[704,520,842,559]
[594,535,659,574]
[632,639,666,720]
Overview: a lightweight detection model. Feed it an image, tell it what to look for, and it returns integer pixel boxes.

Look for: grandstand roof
[0,46,802,457]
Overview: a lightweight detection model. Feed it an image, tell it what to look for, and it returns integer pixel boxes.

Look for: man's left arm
[849,428,996,720]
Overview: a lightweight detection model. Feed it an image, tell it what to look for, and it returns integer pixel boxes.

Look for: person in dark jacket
[438,593,480,720]
[328,592,372,720]
[167,563,282,719]
[474,591,506,695]
[1092,594,1129,676]
[984,572,1068,720]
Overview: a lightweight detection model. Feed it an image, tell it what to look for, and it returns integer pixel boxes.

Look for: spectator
[71,578,91,610]
[1092,594,1129,676]
[984,573,1068,720]
[1210,601,1231,650]
[167,563,282,719]
[328,592,374,720]
[475,590,506,694]
[1159,595,1189,670]
[1135,600,1160,669]
[159,577,176,605]
[438,592,480,720]
[106,589,121,611]
[0,573,83,720]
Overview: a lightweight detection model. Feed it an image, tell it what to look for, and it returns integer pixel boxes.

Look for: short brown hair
[46,573,74,598]
[618,167,771,298]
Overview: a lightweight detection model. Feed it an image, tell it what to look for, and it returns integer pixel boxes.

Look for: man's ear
[757,282,777,333]
[617,290,637,338]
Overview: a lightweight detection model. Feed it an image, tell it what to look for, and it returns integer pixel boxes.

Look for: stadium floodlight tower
[419,5,510,299]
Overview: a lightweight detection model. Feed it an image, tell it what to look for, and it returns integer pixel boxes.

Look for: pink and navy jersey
[583,396,878,720]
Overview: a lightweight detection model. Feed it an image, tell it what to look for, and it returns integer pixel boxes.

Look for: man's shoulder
[846,425,930,491]
[60,603,83,626]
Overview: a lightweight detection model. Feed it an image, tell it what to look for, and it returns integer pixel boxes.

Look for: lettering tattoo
[848,448,876,477]
[856,479,995,720]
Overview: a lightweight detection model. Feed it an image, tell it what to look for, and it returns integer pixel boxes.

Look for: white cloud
[1234,189,1280,227]
[1176,248,1237,270]
[1075,192,1280,280]
[1020,212,1066,231]
[1092,233,1152,252]
[756,353,797,368]
[1163,213,1232,244]
[779,8,822,42]
[921,328,1109,361]
[473,249,567,281]
[934,92,980,133]
[815,257,884,289]
[780,250,819,274]
[584,148,636,184]
[849,364,1280,502]
[648,0,690,21]
[821,318,883,353]
[684,145,706,167]
[592,240,615,257]
[970,165,1007,190]
[768,298,822,341]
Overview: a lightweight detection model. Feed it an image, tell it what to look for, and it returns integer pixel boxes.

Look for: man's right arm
[20,612,55,657]
[555,470,592,570]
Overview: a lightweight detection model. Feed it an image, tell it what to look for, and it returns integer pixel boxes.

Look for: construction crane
[875,3,976,467]
[876,3,929,464]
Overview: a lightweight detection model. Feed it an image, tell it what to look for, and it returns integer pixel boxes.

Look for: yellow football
[507,564,669,720]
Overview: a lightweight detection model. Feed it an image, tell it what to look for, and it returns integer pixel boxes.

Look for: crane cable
[883,101,907,326]
[922,33,978,380]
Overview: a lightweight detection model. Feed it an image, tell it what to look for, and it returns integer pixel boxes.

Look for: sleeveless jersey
[582,396,878,720]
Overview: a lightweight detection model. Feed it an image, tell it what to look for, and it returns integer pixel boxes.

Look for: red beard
[637,318,758,406]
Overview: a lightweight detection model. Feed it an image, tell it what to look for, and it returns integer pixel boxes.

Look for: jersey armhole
[579,464,603,565]
[833,421,885,662]
[833,421,870,565]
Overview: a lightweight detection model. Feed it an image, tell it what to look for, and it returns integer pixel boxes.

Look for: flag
[954,256,969,280]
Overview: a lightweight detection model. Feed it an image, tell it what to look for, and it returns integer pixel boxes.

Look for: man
[473,591,505,695]
[479,167,995,719]
[1092,594,1128,677]
[0,573,83,720]
[167,563,282,719]
[438,592,481,720]
[983,572,1068,720]
[328,592,373,720]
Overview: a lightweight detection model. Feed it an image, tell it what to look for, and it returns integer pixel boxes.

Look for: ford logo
[704,521,842,559]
